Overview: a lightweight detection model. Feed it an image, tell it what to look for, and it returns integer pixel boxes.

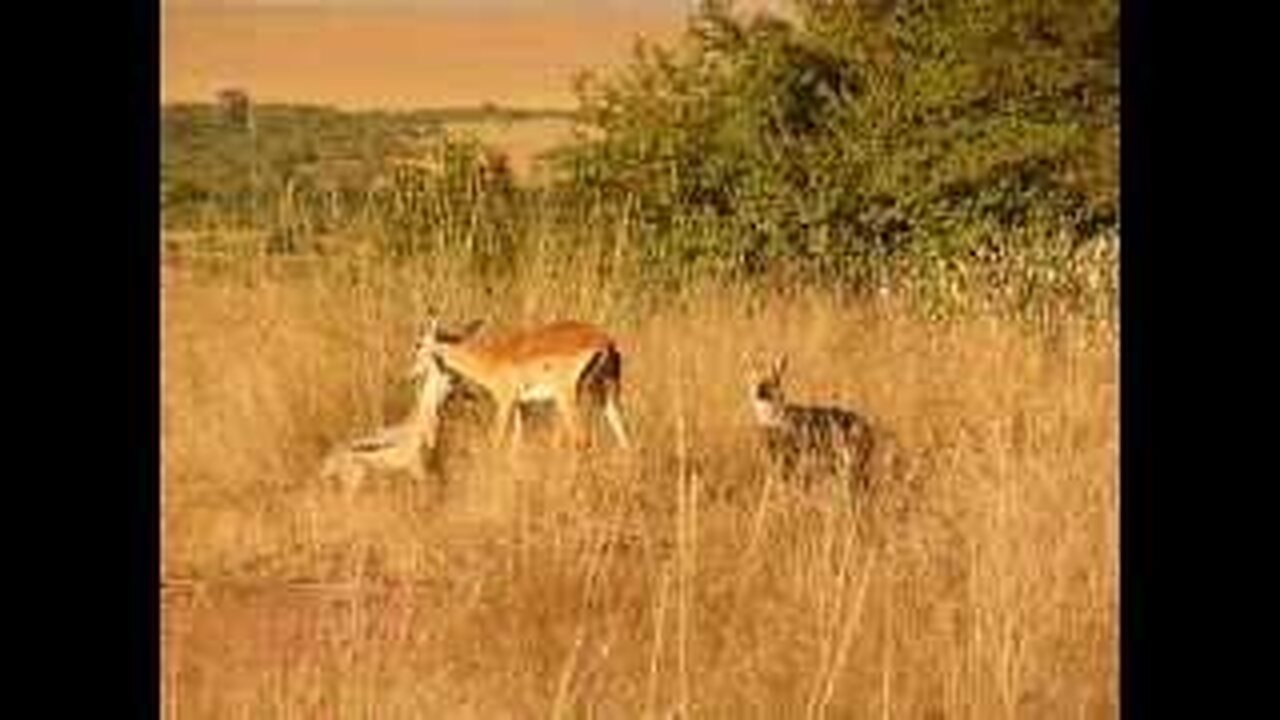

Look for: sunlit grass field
[162,248,1116,717]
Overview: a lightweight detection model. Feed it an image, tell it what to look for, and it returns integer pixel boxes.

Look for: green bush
[550,0,1118,283]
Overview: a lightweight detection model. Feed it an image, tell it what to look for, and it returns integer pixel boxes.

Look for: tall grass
[162,240,1116,716]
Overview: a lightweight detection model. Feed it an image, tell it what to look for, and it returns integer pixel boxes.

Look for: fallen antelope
[319,350,453,496]
[410,315,632,454]
[749,355,877,504]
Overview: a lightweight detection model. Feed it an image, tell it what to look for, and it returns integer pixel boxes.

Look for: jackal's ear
[744,351,770,383]
[771,353,789,380]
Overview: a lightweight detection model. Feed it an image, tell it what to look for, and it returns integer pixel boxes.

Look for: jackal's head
[748,354,790,427]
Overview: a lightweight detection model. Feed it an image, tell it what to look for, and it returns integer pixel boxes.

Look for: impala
[411,316,632,453]
[320,350,454,495]
[749,354,877,503]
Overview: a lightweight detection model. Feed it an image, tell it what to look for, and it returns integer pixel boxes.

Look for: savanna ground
[162,250,1116,718]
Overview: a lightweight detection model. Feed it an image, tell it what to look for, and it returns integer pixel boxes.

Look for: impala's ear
[459,318,485,340]
[432,317,485,343]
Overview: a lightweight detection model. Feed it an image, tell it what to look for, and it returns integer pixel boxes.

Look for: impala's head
[408,316,486,380]
[406,348,456,451]
[414,350,454,407]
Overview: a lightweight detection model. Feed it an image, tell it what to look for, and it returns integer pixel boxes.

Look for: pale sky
[161,1,789,21]
[161,1,740,13]
[163,0,790,108]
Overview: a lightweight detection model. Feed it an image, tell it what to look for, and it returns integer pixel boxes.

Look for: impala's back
[426,320,614,395]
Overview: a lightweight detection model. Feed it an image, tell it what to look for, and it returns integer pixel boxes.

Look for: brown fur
[418,318,632,452]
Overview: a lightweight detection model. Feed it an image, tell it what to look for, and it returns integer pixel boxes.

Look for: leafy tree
[552,0,1118,281]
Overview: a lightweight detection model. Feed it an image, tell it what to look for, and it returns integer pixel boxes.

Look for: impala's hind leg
[547,397,576,452]
[602,393,631,451]
[589,348,631,452]
[577,354,630,453]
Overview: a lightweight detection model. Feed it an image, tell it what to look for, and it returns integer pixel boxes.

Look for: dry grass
[162,256,1117,718]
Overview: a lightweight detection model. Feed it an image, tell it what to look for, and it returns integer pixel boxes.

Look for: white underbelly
[518,383,558,402]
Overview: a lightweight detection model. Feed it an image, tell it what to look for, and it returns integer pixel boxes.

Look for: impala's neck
[408,364,451,447]
[432,341,500,389]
